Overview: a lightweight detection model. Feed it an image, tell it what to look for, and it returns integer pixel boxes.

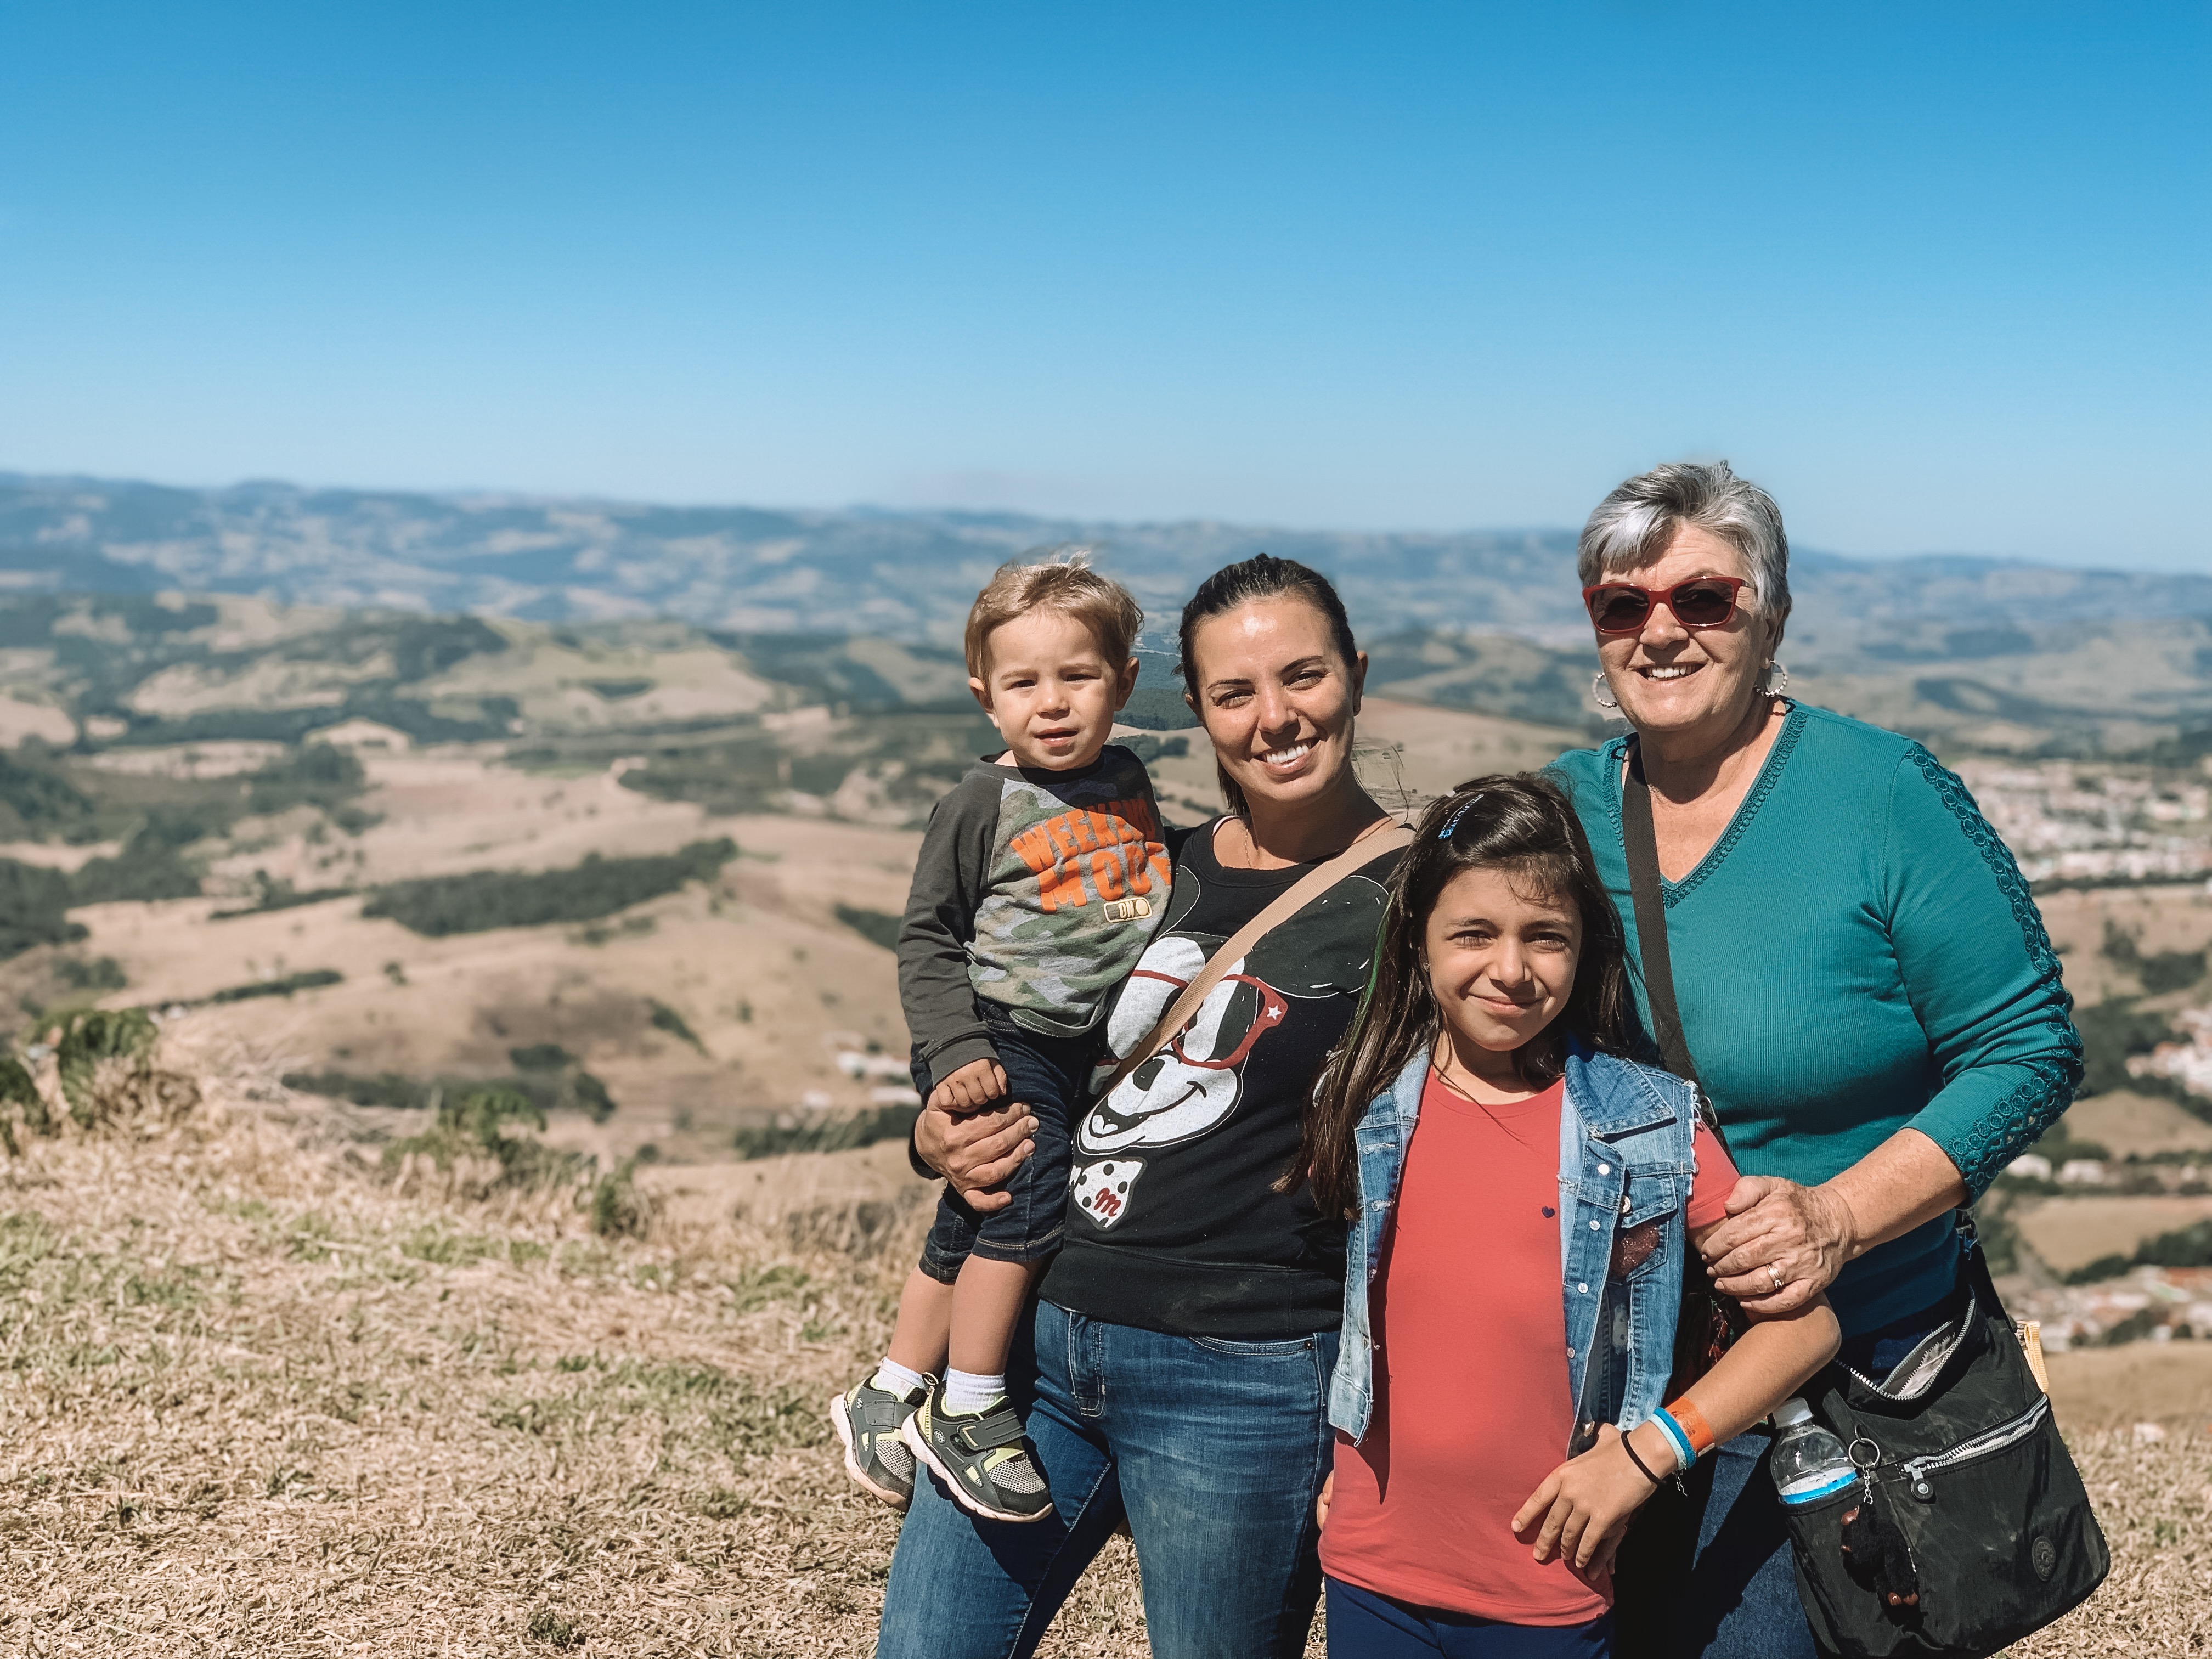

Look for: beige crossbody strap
[1093,820,1415,1102]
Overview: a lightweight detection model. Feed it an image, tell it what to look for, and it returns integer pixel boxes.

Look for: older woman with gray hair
[1545,461,2081,1658]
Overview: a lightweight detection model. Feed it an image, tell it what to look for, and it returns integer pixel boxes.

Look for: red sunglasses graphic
[1124,969,1290,1074]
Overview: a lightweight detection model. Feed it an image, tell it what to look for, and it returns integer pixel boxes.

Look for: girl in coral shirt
[1305,776,1838,1658]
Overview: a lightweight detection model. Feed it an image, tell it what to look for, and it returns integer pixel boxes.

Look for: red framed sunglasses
[1581,577,1746,636]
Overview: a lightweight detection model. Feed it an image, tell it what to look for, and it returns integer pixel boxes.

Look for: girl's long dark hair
[1178,554,1359,820]
[1294,772,1636,1219]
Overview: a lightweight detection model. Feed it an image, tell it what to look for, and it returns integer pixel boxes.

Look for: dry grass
[0,1037,2198,1656]
[2011,1429,2212,1656]
[0,1032,1155,1656]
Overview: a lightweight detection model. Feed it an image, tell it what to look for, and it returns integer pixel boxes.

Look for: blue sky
[0,2,2204,568]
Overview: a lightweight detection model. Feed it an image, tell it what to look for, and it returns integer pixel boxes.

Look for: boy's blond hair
[963,550,1144,680]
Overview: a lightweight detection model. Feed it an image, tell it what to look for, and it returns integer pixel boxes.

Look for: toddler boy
[829,555,1167,1523]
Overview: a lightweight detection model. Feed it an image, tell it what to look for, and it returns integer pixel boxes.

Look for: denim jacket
[1328,1038,1703,1457]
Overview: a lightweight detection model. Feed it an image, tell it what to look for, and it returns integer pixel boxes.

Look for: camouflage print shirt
[897,747,1170,1090]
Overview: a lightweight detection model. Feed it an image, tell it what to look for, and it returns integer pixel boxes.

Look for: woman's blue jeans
[875,1297,1339,1659]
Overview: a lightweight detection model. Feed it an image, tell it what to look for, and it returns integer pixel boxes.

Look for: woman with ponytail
[881,555,1406,1658]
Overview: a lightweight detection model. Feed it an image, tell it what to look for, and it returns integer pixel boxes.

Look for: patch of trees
[834,905,902,952]
[286,1057,618,1124]
[384,616,508,681]
[0,595,218,648]
[67,814,212,905]
[2065,1219,2212,1286]
[362,838,736,937]
[1118,732,1190,765]
[244,744,373,827]
[0,749,95,832]
[0,738,385,918]
[734,1104,920,1160]
[2073,998,2193,1102]
[54,956,127,991]
[709,631,960,712]
[1116,650,1199,732]
[208,968,344,1003]
[647,1001,707,1054]
[281,1070,432,1109]
[117,693,520,748]
[0,861,87,958]
[2102,919,2205,996]
[613,735,785,816]
[211,876,354,918]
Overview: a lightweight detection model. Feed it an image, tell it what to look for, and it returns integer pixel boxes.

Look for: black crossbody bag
[1616,743,2108,1658]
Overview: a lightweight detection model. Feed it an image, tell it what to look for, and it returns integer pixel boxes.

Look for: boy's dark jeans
[913,1008,1087,1284]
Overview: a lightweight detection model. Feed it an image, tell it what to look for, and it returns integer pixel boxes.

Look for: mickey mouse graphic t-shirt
[1040,817,1403,1340]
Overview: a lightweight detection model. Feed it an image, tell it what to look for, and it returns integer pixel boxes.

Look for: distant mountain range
[5,471,2209,656]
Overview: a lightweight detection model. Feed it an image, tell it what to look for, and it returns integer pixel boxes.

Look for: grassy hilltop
[0,1034,2198,1655]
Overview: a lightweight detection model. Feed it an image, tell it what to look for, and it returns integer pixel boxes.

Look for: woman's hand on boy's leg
[913,1094,1036,1212]
[1511,1424,1663,1571]
[926,1058,1011,1113]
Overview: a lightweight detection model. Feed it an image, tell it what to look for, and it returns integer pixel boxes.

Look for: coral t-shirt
[1319,1071,1739,1623]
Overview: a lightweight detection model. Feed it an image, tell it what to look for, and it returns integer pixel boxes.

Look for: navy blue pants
[912,1009,1088,1282]
[1324,1579,1614,1657]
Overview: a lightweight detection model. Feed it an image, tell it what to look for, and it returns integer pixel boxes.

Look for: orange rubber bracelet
[1662,1397,1717,1458]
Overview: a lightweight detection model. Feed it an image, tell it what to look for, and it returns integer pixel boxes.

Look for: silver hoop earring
[1591,672,1621,713]
[1762,661,1791,698]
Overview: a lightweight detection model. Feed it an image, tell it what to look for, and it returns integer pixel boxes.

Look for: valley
[2,573,2212,1378]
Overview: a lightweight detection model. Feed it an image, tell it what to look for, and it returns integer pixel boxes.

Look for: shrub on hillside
[385,1086,581,1188]
[734,1104,921,1160]
[120,691,520,748]
[69,811,217,905]
[285,1070,433,1110]
[54,955,127,991]
[362,838,736,936]
[590,1159,652,1239]
[211,876,353,918]
[208,968,343,1003]
[834,905,901,952]
[2075,997,2182,1098]
[0,1054,43,1154]
[2102,921,2207,996]
[0,1007,199,1152]
[0,859,87,958]
[245,744,371,823]
[647,1000,706,1054]
[0,748,94,828]
[289,1061,618,1122]
[2066,1218,2212,1285]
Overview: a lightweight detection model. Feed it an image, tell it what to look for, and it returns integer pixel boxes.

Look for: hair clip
[1436,792,1487,841]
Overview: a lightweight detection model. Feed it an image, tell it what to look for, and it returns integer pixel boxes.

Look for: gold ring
[1769,1264,1784,1293]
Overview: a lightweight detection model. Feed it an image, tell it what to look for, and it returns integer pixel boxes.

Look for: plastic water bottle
[1771,1397,1858,1505]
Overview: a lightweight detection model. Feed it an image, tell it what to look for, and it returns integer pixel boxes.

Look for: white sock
[871,1357,930,1397]
[941,1367,1006,1415]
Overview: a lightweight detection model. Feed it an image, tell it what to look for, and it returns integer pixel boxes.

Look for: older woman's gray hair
[1577,461,1792,624]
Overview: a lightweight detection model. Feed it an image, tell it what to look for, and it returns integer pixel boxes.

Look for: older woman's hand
[1700,1176,1859,1314]
[913,1097,1037,1212]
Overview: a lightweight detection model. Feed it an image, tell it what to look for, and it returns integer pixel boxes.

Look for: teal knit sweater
[1548,703,2081,1332]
